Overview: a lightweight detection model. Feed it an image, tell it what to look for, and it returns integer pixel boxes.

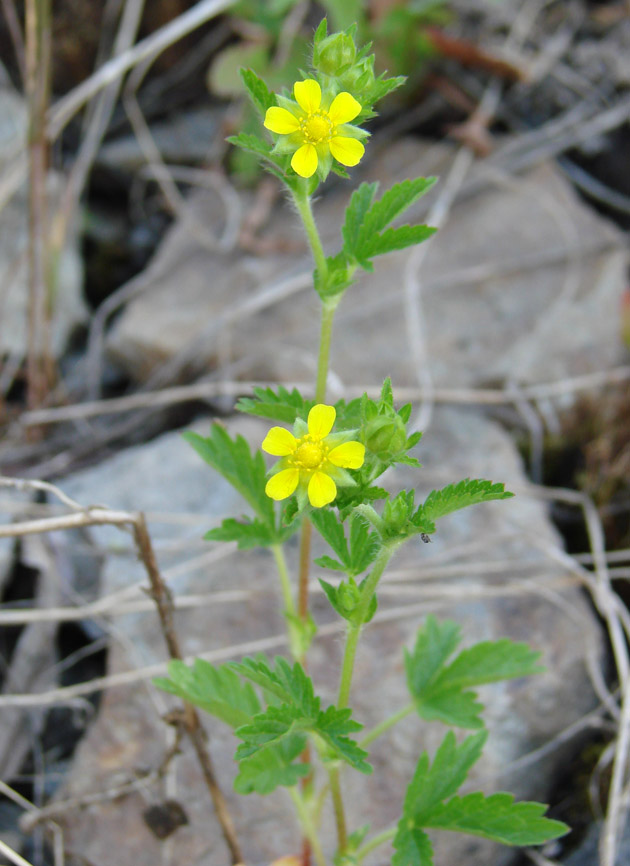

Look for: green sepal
[319,575,378,625]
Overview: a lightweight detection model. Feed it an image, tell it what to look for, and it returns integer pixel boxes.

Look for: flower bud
[365,415,407,457]
[338,578,361,613]
[314,32,356,76]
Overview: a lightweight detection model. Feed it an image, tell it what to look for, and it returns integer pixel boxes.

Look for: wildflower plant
[156,20,569,866]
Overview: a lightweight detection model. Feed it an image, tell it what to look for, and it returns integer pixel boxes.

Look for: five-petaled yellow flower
[264,79,365,179]
[262,404,365,508]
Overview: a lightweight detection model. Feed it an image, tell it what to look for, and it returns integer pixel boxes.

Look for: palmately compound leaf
[405,616,544,729]
[154,659,260,728]
[184,425,274,527]
[237,385,313,425]
[395,731,569,858]
[425,792,570,846]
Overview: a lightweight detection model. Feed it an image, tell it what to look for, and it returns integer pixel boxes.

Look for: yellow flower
[262,404,365,508]
[264,79,366,179]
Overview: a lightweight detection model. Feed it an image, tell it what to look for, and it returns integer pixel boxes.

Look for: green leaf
[232,657,371,773]
[237,385,313,424]
[240,67,276,116]
[184,425,274,526]
[361,177,437,239]
[419,478,515,526]
[204,516,276,549]
[154,659,260,728]
[226,133,287,180]
[312,510,380,577]
[425,792,570,846]
[392,827,434,866]
[405,616,543,729]
[234,735,309,794]
[342,182,377,254]
[358,224,437,266]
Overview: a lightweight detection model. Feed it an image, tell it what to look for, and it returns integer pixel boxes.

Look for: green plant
[156,20,569,866]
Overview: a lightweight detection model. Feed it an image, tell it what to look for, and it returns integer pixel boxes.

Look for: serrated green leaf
[418,478,515,527]
[184,426,274,527]
[311,510,379,577]
[237,385,313,424]
[240,67,276,116]
[231,656,319,716]
[234,735,309,794]
[357,224,437,265]
[405,616,461,697]
[405,731,487,822]
[342,182,378,254]
[361,177,437,240]
[227,133,287,181]
[405,617,543,729]
[154,659,260,728]
[439,640,544,689]
[425,792,569,846]
[392,826,435,866]
[315,555,347,572]
[204,517,276,549]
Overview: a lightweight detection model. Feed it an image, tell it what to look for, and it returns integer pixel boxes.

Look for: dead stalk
[25,0,54,412]
[0,490,243,865]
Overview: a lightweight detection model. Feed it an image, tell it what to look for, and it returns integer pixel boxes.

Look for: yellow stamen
[293,439,326,470]
[301,112,334,144]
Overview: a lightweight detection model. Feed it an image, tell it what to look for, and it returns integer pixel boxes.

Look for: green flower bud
[314,32,356,76]
[338,578,360,613]
[365,415,407,457]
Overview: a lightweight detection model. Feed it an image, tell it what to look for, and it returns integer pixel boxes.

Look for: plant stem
[315,300,338,403]
[356,826,397,862]
[292,183,328,280]
[360,703,415,748]
[337,543,396,709]
[272,543,296,619]
[297,518,312,628]
[289,788,327,866]
[328,765,348,854]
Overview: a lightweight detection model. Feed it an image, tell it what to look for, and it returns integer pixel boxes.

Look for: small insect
[420,533,432,544]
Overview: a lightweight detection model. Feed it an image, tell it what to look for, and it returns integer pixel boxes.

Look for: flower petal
[308,471,337,508]
[294,79,321,114]
[266,468,299,501]
[263,106,301,134]
[328,441,365,469]
[329,135,365,167]
[262,427,298,456]
[328,92,362,125]
[308,404,336,439]
[291,143,318,178]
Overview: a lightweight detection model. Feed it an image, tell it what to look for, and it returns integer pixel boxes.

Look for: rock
[105,138,627,390]
[0,63,86,364]
[52,407,601,866]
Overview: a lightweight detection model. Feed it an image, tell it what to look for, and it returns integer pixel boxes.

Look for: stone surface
[54,408,602,866]
[0,63,86,362]
[105,137,627,390]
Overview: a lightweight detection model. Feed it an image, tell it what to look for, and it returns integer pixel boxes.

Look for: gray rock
[105,138,627,390]
[52,408,601,866]
[0,63,86,363]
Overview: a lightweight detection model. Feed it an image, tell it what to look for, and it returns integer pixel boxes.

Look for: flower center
[301,112,333,144]
[294,439,326,470]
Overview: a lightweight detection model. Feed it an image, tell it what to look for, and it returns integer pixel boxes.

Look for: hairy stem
[289,788,327,866]
[337,543,396,709]
[356,826,397,862]
[292,183,328,280]
[272,543,297,620]
[360,703,415,748]
[328,765,348,855]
